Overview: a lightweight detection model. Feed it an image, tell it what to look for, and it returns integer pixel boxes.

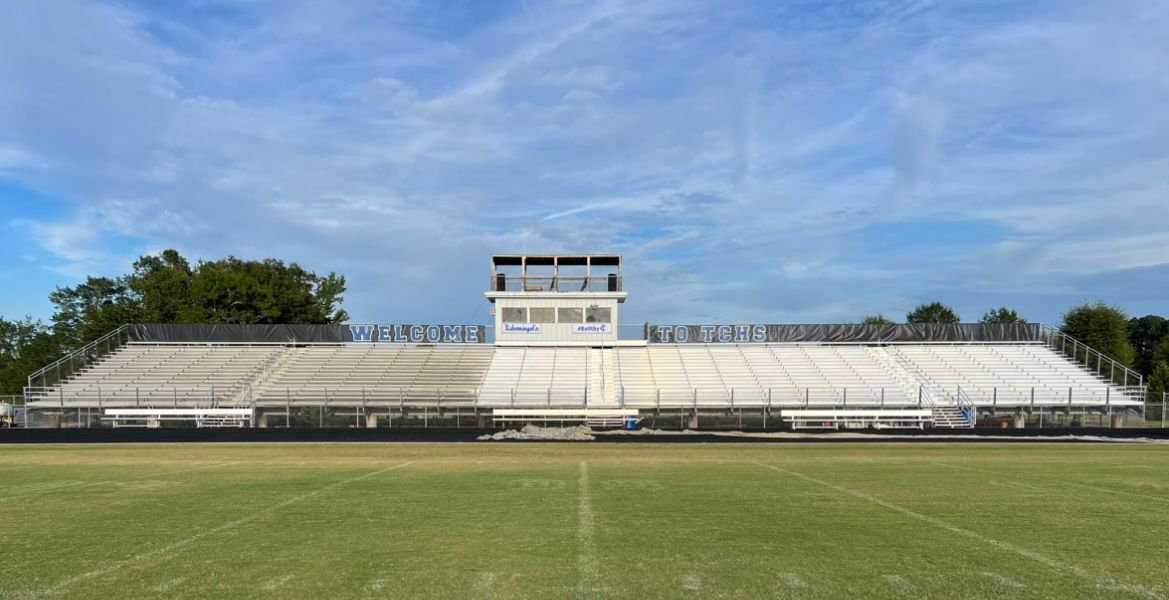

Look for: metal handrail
[1038,323,1143,388]
[26,324,130,390]
[489,275,622,293]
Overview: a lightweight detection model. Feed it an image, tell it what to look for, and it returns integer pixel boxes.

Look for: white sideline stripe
[751,462,1163,600]
[577,461,599,598]
[935,462,1169,505]
[32,461,414,599]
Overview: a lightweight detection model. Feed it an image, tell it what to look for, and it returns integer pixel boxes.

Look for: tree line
[0,250,347,395]
[864,301,1169,399]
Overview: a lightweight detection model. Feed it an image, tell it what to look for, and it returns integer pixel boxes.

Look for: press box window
[557,307,583,323]
[529,307,555,323]
[502,307,527,323]
[585,307,611,323]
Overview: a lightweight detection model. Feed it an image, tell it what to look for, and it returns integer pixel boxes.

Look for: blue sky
[1,0,1167,327]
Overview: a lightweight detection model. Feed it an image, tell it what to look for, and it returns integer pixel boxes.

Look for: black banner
[126,324,488,344]
[647,323,1042,344]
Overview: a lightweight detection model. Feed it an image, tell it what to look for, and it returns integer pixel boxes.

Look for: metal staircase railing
[26,324,131,394]
[1039,324,1142,388]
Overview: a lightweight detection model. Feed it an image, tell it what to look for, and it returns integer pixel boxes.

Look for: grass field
[1,442,1168,599]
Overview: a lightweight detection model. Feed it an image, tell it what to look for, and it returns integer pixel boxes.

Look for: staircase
[931,405,974,428]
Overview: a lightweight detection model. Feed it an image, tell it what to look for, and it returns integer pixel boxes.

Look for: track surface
[1,443,1168,599]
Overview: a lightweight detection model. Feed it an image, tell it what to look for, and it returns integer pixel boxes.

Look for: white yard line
[934,462,1169,504]
[577,461,600,599]
[752,461,1163,600]
[32,461,414,599]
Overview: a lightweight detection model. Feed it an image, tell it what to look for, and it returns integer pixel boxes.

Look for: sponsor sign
[574,323,610,334]
[502,323,542,334]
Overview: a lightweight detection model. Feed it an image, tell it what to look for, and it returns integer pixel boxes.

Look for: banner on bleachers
[646,323,1042,344]
[127,324,488,344]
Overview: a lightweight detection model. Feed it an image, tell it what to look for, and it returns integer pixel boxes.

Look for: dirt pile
[478,424,595,441]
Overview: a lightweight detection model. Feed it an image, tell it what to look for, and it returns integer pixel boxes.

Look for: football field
[1,442,1167,599]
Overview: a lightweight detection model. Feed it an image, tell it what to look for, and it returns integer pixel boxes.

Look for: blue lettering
[734,325,750,342]
[675,325,689,342]
[466,326,480,343]
[717,325,732,343]
[409,325,424,343]
[395,325,408,341]
[753,325,767,343]
[378,325,393,343]
[657,326,672,343]
[349,324,375,342]
[425,325,441,343]
[701,325,716,343]
[443,325,462,343]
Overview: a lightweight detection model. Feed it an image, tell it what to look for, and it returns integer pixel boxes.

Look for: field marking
[31,461,414,599]
[577,461,600,599]
[883,574,915,590]
[986,479,1044,492]
[260,575,292,592]
[752,462,1163,600]
[0,461,241,504]
[982,571,1025,589]
[682,574,701,592]
[780,572,808,589]
[471,572,498,598]
[365,576,392,592]
[154,577,185,593]
[935,462,1169,505]
[136,460,243,480]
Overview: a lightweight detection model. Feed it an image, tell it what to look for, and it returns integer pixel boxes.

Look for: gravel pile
[479,424,595,441]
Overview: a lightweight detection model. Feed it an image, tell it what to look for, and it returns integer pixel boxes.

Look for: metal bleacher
[888,344,1128,407]
[26,339,1141,428]
[252,345,493,406]
[29,345,281,407]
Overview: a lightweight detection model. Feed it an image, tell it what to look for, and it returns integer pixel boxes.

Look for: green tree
[1127,315,1169,376]
[0,317,62,395]
[980,307,1025,324]
[1153,337,1169,370]
[1148,362,1169,403]
[862,315,894,325]
[129,249,194,323]
[49,250,349,346]
[48,277,138,349]
[906,302,960,324]
[1060,302,1136,366]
